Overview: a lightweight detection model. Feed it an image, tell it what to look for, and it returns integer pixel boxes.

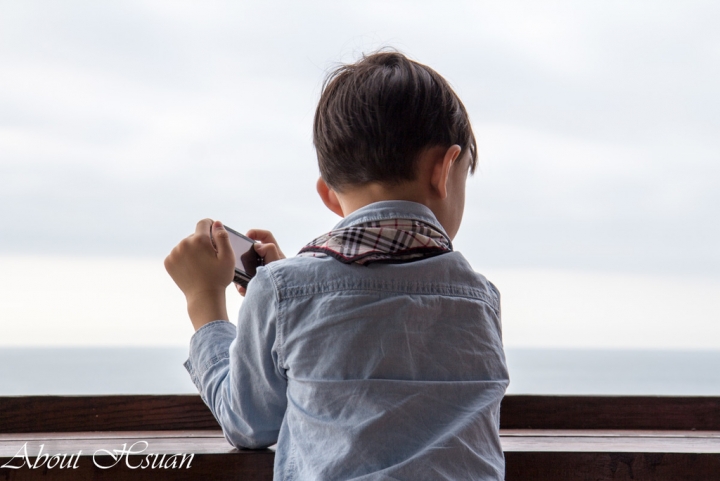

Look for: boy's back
[166,51,510,480]
[186,201,508,479]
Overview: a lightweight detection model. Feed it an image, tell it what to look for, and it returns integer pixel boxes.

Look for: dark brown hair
[313,50,477,191]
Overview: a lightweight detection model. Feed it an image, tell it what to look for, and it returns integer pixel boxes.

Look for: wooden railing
[2,395,719,480]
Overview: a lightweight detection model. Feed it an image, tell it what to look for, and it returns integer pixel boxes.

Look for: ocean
[1,347,719,396]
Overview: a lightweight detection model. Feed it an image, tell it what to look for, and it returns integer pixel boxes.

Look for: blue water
[505,348,720,395]
[0,347,719,395]
[0,347,197,395]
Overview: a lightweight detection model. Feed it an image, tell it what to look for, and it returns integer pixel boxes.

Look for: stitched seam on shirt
[276,298,288,372]
[282,282,489,295]
[183,360,201,391]
[266,264,288,371]
[198,352,230,376]
[279,285,498,310]
[265,263,284,301]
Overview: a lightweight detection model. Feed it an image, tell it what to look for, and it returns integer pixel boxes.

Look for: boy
[165,51,509,480]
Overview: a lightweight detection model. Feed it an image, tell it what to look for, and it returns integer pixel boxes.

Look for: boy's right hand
[164,219,235,331]
[235,229,286,296]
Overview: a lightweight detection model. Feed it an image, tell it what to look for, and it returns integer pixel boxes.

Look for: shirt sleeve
[183,266,287,449]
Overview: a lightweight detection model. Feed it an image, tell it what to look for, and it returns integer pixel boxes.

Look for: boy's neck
[335,182,428,217]
[318,145,466,240]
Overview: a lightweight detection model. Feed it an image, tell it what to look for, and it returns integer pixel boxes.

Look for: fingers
[254,242,284,264]
[163,254,174,276]
[246,229,278,244]
[246,229,286,261]
[164,218,236,302]
[211,220,234,264]
[195,218,213,237]
[234,282,247,297]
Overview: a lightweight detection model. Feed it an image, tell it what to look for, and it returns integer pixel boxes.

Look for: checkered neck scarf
[297,219,452,266]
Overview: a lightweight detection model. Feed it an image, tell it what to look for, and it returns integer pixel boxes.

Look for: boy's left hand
[234,228,286,297]
[164,219,235,330]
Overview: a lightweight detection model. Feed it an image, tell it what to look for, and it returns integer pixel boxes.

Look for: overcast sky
[1,0,719,278]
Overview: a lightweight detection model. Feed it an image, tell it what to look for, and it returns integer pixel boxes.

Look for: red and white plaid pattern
[297,219,452,265]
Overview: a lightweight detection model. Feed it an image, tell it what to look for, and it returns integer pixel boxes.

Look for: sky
[1,1,719,347]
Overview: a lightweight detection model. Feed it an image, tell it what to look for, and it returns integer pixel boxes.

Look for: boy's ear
[430,145,462,200]
[316,177,345,217]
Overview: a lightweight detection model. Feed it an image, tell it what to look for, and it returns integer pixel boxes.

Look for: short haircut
[313,50,477,191]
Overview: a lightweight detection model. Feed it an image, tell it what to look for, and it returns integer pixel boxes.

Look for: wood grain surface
[501,429,720,453]
[3,395,720,433]
[4,430,720,457]
[3,429,720,480]
[505,452,720,481]
[501,395,720,431]
[0,396,218,433]
[0,452,274,481]
[3,395,720,480]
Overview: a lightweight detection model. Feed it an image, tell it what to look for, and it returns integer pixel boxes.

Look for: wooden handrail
[0,395,217,434]
[501,395,720,431]
[3,396,720,480]
[2,395,720,433]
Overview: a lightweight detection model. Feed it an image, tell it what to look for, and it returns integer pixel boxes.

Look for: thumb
[254,242,283,264]
[211,221,234,263]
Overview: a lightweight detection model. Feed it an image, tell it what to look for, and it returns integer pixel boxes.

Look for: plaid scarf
[297,219,452,265]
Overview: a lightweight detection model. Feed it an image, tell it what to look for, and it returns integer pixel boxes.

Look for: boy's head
[313,51,477,192]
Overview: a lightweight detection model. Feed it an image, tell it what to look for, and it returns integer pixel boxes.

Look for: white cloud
[0,255,243,346]
[0,1,718,278]
[3,256,718,349]
[488,267,720,349]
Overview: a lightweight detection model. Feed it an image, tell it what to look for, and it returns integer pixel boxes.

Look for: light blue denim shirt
[185,201,509,480]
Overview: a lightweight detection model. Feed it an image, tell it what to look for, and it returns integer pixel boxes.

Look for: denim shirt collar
[333,200,452,246]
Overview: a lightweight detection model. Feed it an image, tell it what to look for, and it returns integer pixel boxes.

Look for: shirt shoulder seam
[265,264,288,370]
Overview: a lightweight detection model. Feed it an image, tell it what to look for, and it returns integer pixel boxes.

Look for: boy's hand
[164,219,235,330]
[235,229,286,296]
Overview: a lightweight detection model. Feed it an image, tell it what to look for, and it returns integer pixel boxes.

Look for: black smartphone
[224,226,263,288]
